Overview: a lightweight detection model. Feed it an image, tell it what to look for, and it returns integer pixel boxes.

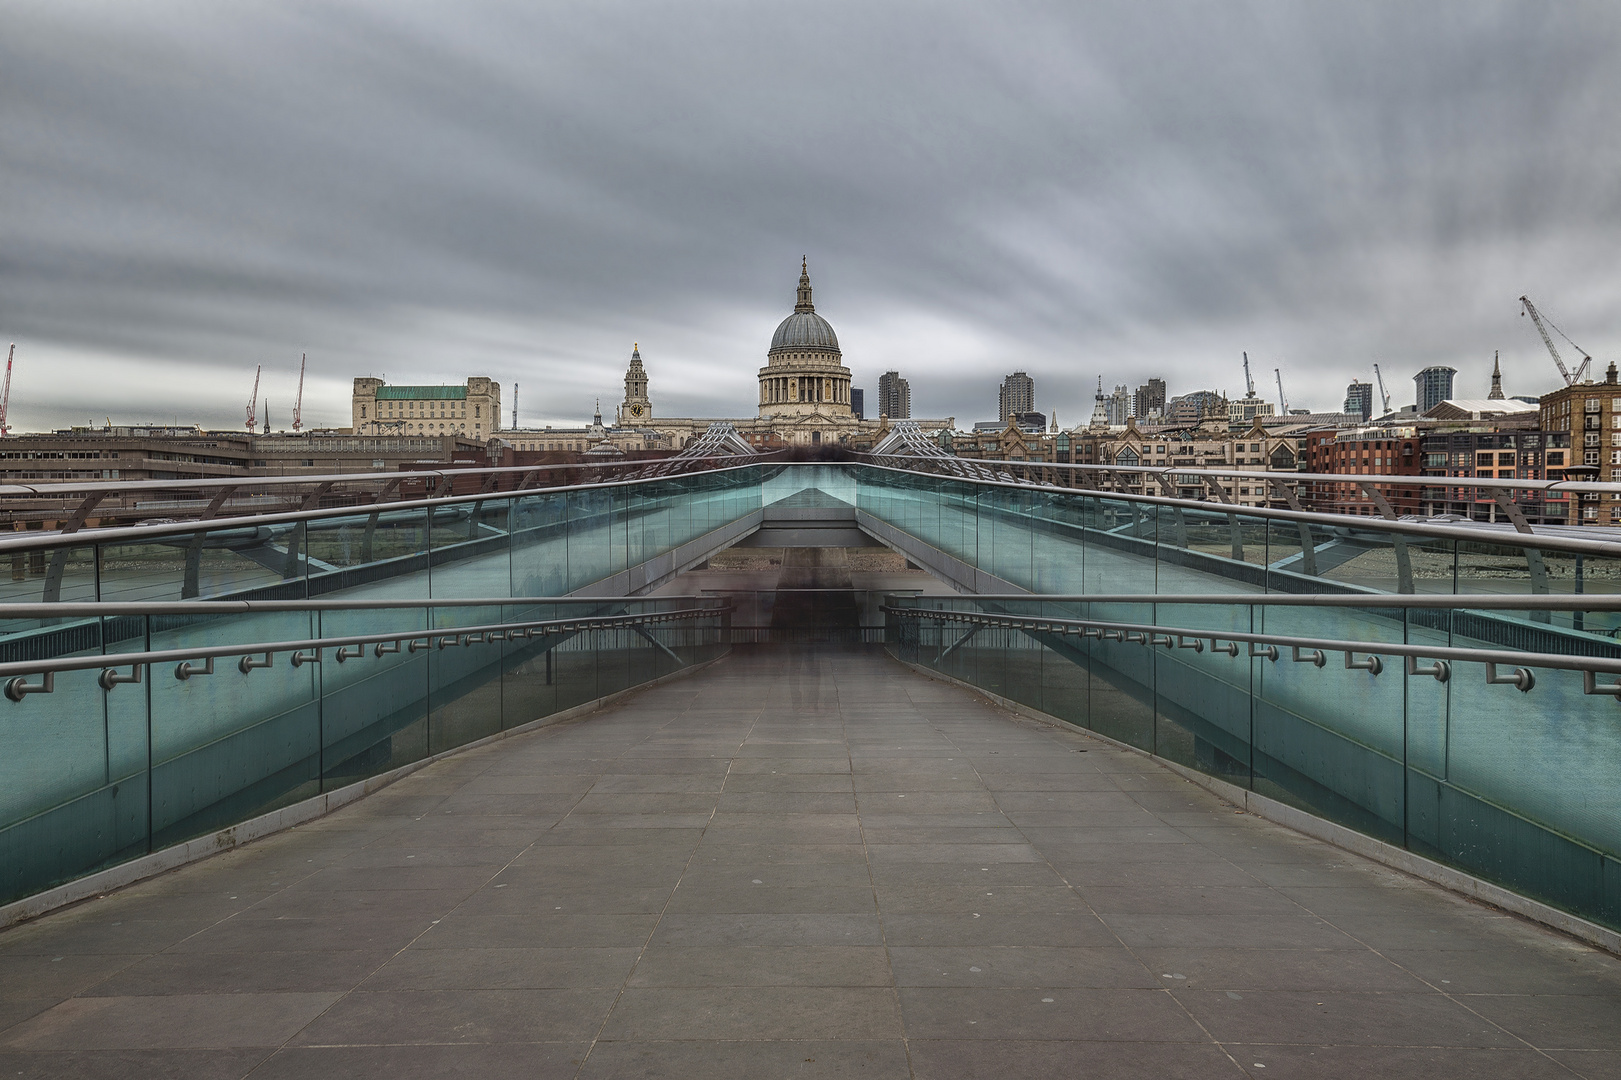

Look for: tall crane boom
[1274,368,1289,414]
[245,365,261,432]
[292,354,306,432]
[1372,363,1392,414]
[1241,352,1255,397]
[0,344,13,437]
[1520,295,1591,386]
[0,340,13,434]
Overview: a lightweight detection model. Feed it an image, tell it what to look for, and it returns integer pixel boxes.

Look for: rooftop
[1423,398,1539,420]
[375,386,469,400]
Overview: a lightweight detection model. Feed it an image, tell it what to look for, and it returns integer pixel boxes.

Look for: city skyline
[4,3,1618,432]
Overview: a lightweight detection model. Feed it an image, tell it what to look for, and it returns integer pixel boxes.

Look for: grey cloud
[3,0,1620,431]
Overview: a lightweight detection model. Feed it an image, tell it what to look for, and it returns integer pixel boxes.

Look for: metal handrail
[0,451,781,500]
[0,596,723,617]
[859,451,1613,495]
[0,457,775,553]
[7,456,1621,565]
[0,604,730,698]
[881,604,1621,694]
[852,461,1621,557]
[884,593,1621,610]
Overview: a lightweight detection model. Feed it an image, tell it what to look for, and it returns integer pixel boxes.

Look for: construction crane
[0,344,13,437]
[512,382,519,429]
[1519,295,1592,386]
[1372,363,1392,415]
[1274,368,1289,414]
[1241,352,1256,397]
[245,365,261,432]
[291,354,306,432]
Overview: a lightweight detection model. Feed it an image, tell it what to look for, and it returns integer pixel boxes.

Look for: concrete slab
[0,647,1618,1077]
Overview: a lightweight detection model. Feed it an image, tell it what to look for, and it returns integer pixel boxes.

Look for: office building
[878,371,911,420]
[1414,366,1457,415]
[353,377,501,438]
[1134,378,1166,420]
[998,372,1035,422]
[1105,385,1131,426]
[1344,381,1373,422]
[1163,390,1226,424]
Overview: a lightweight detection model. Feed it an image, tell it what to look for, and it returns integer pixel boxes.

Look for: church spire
[1488,350,1504,400]
[795,257,814,313]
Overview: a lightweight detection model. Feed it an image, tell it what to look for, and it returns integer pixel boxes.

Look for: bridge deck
[1,648,1617,1078]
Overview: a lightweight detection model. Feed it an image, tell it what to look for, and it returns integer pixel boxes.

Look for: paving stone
[576,1039,908,1080]
[907,1039,1238,1079]
[359,947,641,990]
[1172,988,1521,1047]
[0,993,340,1050]
[252,1043,587,1080]
[0,1048,271,1080]
[600,986,901,1040]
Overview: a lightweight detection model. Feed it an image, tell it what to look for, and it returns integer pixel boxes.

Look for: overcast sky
[4,0,1620,432]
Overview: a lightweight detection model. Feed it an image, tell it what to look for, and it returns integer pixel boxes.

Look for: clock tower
[618,343,652,424]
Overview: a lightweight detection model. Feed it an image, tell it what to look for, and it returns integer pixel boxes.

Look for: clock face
[629,403,644,417]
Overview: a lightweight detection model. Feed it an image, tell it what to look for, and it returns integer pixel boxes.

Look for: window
[1588,433,1602,447]
[1548,451,1566,466]
[1476,452,1494,466]
[1498,452,1515,465]
[1586,397,1603,412]
[1586,450,1601,466]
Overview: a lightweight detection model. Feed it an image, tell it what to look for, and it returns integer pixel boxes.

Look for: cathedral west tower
[758,260,853,421]
[618,343,651,423]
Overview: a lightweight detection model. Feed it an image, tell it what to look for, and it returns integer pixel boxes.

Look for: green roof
[376,386,467,400]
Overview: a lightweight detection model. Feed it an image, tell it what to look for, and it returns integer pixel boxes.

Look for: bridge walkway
[1,649,1617,1078]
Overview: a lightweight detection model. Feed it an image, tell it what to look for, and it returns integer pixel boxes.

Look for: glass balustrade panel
[426,500,513,601]
[315,606,431,786]
[146,608,321,848]
[1149,601,1255,782]
[426,603,506,754]
[1247,603,1407,846]
[511,491,570,597]
[303,507,431,602]
[0,614,134,906]
[1432,656,1621,929]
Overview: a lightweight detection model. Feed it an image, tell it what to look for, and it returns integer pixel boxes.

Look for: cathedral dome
[768,258,840,354]
[770,310,840,352]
